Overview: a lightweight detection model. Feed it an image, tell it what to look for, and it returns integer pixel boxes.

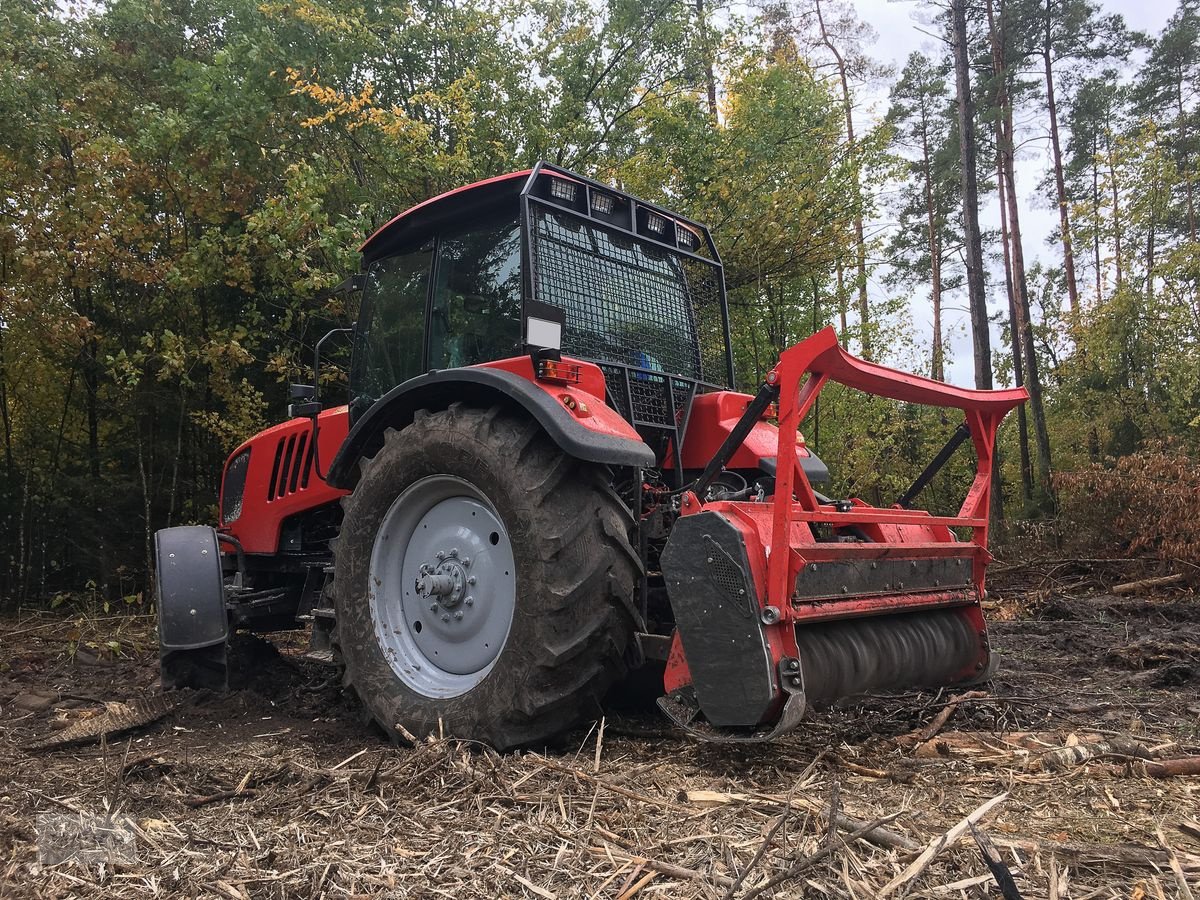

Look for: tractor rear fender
[326,357,655,490]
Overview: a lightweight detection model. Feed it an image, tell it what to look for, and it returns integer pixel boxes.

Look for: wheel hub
[368,475,516,698]
[415,552,472,610]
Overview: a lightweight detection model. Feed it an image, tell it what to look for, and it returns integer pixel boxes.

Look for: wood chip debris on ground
[2,582,1200,897]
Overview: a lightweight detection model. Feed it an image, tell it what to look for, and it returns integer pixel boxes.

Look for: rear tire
[332,403,641,750]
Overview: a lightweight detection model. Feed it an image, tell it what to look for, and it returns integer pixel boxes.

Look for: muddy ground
[2,571,1199,898]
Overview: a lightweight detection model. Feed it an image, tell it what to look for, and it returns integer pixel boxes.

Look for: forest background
[2,0,1198,607]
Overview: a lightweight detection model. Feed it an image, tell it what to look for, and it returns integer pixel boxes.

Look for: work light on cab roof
[153,162,1027,750]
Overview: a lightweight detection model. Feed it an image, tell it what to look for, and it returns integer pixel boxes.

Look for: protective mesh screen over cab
[529,205,727,428]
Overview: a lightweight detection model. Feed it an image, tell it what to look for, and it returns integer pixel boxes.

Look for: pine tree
[886,52,963,381]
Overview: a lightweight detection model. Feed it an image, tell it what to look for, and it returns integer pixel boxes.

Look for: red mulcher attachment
[657,328,1028,741]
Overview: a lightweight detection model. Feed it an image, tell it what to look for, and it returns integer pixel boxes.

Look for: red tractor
[154,163,1026,749]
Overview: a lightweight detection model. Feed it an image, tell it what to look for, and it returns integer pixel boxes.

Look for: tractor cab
[348,165,734,469]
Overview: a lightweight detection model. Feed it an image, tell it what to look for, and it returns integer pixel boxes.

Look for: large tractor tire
[332,403,641,750]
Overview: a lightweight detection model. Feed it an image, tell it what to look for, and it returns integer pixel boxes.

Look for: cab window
[428,219,522,369]
[353,246,432,403]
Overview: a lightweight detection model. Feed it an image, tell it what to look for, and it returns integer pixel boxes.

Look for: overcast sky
[844,0,1179,384]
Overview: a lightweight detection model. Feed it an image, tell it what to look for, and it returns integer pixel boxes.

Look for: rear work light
[590,191,616,215]
[536,358,583,385]
[645,211,668,235]
[676,224,699,250]
[549,178,577,204]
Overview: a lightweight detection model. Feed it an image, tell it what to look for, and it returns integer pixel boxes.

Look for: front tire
[332,403,641,750]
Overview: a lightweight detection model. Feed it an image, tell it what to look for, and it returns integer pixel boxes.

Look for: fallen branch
[1040,738,1154,772]
[683,790,918,852]
[877,793,1008,897]
[830,753,891,779]
[993,837,1200,872]
[899,691,989,747]
[736,811,905,900]
[587,846,736,888]
[182,788,259,808]
[1157,826,1197,900]
[970,824,1024,900]
[1112,573,1186,595]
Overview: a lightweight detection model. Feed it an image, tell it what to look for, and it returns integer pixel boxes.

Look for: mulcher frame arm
[766,327,1028,610]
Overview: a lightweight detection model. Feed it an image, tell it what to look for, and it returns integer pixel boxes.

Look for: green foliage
[3,0,1200,604]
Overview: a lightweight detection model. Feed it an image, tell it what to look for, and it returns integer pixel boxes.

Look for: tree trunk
[988,0,1054,504]
[835,258,849,341]
[1105,130,1123,292]
[951,0,991,392]
[1178,85,1197,243]
[919,114,945,381]
[814,0,871,359]
[0,323,13,481]
[1092,135,1103,303]
[989,2,1033,504]
[1042,8,1080,317]
[995,124,1034,503]
[957,0,1005,525]
[695,0,719,122]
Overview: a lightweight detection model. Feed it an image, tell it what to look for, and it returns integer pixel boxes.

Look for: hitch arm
[895,423,972,509]
[690,380,780,500]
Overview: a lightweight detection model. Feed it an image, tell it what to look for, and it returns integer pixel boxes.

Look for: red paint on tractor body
[479,355,644,443]
[219,354,640,555]
[666,389,814,474]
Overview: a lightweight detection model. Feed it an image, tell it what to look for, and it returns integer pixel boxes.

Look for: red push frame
[765,327,1028,611]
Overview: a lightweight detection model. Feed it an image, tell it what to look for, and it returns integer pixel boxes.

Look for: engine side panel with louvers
[219,407,351,554]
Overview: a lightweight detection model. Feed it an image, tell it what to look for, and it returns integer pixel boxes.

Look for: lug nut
[429,603,438,612]
[441,614,450,622]
[436,550,445,561]
[454,611,463,620]
[462,557,471,567]
[465,597,474,606]
[468,576,476,585]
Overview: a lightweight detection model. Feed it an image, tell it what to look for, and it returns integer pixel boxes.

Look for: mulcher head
[658,328,1026,741]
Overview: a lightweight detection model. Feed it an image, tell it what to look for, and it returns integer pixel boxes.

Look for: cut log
[1112,573,1186,595]
[1144,757,1200,778]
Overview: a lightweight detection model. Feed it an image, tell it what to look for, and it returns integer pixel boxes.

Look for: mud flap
[155,525,229,690]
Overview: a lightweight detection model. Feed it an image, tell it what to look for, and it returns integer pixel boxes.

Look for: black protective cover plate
[155,526,228,650]
[660,512,776,727]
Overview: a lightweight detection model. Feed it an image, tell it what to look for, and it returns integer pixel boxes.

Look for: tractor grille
[267,430,314,501]
[529,206,727,428]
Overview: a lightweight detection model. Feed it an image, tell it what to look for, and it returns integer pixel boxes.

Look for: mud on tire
[332,403,642,750]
